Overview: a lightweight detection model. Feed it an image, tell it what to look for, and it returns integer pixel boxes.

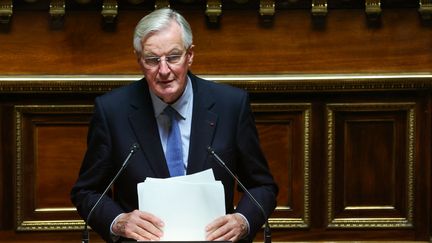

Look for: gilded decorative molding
[155,0,170,9]
[311,0,328,17]
[49,0,65,28]
[326,103,415,228]
[101,0,118,24]
[49,0,65,17]
[14,105,94,231]
[365,0,381,19]
[0,0,13,24]
[259,0,275,22]
[252,103,312,228]
[17,220,84,231]
[419,0,432,20]
[260,0,275,16]
[0,74,432,94]
[205,0,222,24]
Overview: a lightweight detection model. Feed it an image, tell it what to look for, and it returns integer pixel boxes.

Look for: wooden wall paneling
[414,90,432,240]
[0,9,431,75]
[14,104,93,231]
[0,74,431,242]
[326,102,416,228]
[0,104,3,229]
[1,104,16,231]
[252,103,312,230]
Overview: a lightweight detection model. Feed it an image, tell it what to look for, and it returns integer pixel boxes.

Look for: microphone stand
[207,146,272,243]
[82,143,140,243]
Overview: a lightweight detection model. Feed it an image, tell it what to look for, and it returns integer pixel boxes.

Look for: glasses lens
[144,57,160,67]
[165,55,183,64]
[142,52,186,68]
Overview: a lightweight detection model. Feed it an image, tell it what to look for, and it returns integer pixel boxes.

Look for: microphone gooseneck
[207,146,272,243]
[82,143,140,243]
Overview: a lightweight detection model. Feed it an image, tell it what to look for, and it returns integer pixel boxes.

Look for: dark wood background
[0,0,431,242]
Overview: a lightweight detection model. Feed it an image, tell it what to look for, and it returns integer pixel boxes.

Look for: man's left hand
[205,213,247,242]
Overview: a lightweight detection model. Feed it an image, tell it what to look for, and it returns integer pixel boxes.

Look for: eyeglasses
[141,52,187,68]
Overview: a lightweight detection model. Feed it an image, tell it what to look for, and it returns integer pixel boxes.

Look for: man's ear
[187,45,195,66]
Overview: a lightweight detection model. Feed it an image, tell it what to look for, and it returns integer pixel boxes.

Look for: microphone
[207,146,272,243]
[82,143,140,243]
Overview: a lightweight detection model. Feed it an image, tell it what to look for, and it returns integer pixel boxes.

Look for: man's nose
[158,59,171,75]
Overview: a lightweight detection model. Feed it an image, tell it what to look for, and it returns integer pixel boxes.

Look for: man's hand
[112,210,164,241]
[205,213,248,242]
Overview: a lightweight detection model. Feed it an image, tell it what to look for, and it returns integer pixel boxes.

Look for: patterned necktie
[164,106,185,177]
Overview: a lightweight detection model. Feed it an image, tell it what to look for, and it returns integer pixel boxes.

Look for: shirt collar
[150,76,192,119]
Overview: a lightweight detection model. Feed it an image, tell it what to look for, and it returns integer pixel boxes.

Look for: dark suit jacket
[71,73,278,242]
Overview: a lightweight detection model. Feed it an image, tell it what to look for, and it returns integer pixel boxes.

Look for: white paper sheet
[137,169,225,241]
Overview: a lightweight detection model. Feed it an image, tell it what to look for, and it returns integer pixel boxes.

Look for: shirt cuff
[235,212,250,238]
[110,213,124,241]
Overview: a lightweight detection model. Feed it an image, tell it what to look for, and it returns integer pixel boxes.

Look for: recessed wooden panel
[253,103,312,228]
[326,103,415,228]
[14,105,93,231]
[35,125,88,208]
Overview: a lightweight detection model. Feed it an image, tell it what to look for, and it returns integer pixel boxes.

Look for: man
[71,8,278,243]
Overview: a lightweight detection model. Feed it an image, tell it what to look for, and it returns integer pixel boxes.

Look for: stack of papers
[137,169,226,241]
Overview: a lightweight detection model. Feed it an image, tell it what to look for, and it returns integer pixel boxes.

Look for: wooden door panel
[326,103,415,228]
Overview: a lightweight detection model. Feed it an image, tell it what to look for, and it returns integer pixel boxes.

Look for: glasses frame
[141,50,188,69]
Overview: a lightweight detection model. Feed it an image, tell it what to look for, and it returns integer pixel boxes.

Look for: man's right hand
[112,210,164,241]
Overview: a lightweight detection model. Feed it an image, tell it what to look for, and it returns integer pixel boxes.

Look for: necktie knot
[164,105,177,119]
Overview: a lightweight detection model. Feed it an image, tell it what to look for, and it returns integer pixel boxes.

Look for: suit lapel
[128,80,170,178]
[187,75,218,174]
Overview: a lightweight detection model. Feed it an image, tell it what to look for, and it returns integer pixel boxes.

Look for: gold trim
[365,0,381,15]
[205,0,222,24]
[312,0,328,16]
[35,207,77,212]
[345,206,395,210]
[260,0,275,16]
[0,0,13,24]
[252,103,312,228]
[326,103,415,228]
[155,0,170,9]
[17,220,84,231]
[14,105,94,231]
[101,0,118,24]
[1,73,432,94]
[419,0,432,20]
[49,0,65,17]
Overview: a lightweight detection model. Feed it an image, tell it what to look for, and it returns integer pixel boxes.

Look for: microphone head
[131,143,140,152]
[207,146,213,154]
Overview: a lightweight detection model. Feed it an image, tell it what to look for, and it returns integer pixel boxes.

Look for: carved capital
[311,0,327,17]
[101,0,118,24]
[49,0,65,29]
[49,0,65,17]
[259,0,275,23]
[0,0,13,25]
[365,0,381,21]
[419,0,432,21]
[155,0,170,9]
[205,0,222,24]
[260,0,275,16]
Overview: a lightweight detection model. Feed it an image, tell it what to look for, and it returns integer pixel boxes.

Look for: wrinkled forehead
[140,22,185,52]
